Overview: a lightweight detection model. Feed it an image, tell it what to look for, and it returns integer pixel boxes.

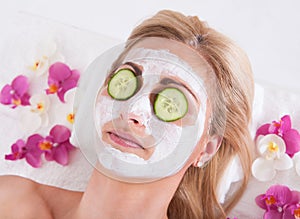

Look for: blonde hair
[127,10,254,219]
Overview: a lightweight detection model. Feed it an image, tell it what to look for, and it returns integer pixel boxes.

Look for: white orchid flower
[251,134,293,181]
[19,94,50,134]
[29,93,50,115]
[49,88,76,129]
[27,38,64,76]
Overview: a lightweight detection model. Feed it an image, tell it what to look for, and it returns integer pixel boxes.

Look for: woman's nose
[128,113,147,127]
[123,95,152,134]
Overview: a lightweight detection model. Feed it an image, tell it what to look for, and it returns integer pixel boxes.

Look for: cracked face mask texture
[73,42,210,183]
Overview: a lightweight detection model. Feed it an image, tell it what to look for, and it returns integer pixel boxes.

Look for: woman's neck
[75,168,183,219]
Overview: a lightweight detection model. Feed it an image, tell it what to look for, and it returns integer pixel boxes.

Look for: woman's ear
[205,135,222,155]
[193,135,222,168]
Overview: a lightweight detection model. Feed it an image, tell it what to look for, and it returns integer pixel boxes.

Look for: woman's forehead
[128,37,213,78]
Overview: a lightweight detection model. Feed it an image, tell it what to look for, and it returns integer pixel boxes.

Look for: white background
[0,0,299,91]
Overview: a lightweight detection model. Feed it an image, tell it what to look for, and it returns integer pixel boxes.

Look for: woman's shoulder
[0,175,53,218]
[0,175,82,218]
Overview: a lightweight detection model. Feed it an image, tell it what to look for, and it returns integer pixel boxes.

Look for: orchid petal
[296,162,300,176]
[49,62,72,82]
[13,139,26,154]
[11,75,29,96]
[264,210,283,219]
[251,157,276,181]
[61,69,80,90]
[26,134,43,151]
[49,125,71,143]
[295,153,300,176]
[57,70,79,102]
[31,57,49,76]
[44,150,54,161]
[45,135,54,143]
[49,91,74,128]
[69,131,79,148]
[269,122,280,134]
[256,123,271,139]
[267,185,293,205]
[255,194,267,210]
[20,109,42,134]
[0,85,13,104]
[64,88,76,104]
[5,154,17,160]
[273,153,293,170]
[36,38,57,57]
[62,141,75,151]
[16,139,26,148]
[25,152,42,168]
[40,113,49,127]
[29,94,50,114]
[291,190,300,203]
[280,115,292,132]
[57,89,67,103]
[283,205,299,219]
[20,93,30,106]
[62,89,76,127]
[283,129,300,157]
[24,134,45,168]
[52,145,69,165]
[47,76,59,87]
[11,142,22,153]
[50,53,65,64]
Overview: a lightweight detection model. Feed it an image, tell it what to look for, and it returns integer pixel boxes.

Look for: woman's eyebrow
[123,62,142,76]
[160,78,199,103]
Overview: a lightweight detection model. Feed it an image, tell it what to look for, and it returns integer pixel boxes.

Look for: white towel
[0,12,120,191]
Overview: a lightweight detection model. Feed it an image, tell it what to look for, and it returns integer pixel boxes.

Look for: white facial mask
[95,95,183,164]
[74,41,211,183]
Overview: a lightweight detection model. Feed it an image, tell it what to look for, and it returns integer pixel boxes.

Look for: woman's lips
[108,132,144,149]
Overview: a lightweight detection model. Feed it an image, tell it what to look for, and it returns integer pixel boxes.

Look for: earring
[196,153,211,168]
[196,160,204,168]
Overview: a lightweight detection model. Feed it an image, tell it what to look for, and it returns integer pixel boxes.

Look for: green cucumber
[154,88,188,122]
[108,69,138,100]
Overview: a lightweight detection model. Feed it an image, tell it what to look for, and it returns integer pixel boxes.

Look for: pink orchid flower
[5,125,75,167]
[5,139,27,160]
[5,134,44,168]
[256,115,300,157]
[285,203,300,219]
[255,185,300,219]
[0,75,30,108]
[46,62,80,103]
[43,125,75,165]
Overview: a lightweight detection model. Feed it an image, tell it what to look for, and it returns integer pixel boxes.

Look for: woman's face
[91,38,214,182]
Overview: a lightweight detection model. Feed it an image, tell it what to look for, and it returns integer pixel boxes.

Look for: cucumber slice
[154,88,188,122]
[108,69,138,100]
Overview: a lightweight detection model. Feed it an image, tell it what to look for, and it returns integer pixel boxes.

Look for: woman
[0,10,254,219]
